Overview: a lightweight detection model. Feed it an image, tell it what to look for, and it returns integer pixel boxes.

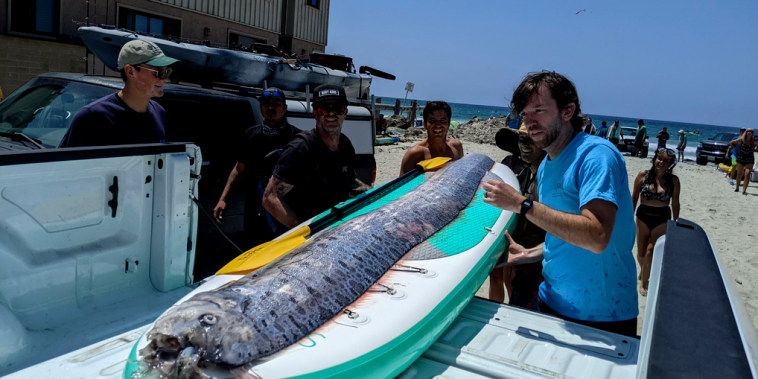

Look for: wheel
[696,156,707,165]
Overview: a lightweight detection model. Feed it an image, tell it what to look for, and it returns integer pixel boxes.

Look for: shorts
[636,204,671,230]
[676,146,684,152]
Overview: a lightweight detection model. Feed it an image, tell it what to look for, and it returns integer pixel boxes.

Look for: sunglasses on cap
[262,90,284,98]
[138,65,172,79]
[315,103,347,116]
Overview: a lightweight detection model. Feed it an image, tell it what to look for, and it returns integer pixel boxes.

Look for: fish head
[140,297,262,374]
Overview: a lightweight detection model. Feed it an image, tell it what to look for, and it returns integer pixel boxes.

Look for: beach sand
[373,140,758,336]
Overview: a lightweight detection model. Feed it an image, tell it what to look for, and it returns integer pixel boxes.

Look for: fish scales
[140,153,494,375]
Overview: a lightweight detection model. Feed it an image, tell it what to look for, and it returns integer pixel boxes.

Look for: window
[118,8,180,38]
[306,0,320,9]
[9,0,60,37]
[229,33,266,51]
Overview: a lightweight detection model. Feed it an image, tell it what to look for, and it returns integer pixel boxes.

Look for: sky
[326,1,758,128]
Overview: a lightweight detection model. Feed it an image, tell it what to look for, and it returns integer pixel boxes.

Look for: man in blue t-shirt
[483,71,638,337]
[59,40,179,147]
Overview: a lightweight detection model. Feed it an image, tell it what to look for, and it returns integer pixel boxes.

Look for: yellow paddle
[216,157,452,275]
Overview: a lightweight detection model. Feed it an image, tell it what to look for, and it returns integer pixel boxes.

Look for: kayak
[124,158,518,378]
[78,26,373,100]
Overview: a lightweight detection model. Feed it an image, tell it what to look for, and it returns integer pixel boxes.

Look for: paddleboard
[374,135,399,145]
[124,160,519,378]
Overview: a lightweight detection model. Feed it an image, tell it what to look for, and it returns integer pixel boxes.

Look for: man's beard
[535,119,562,150]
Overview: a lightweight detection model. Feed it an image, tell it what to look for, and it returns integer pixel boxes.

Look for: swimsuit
[736,140,755,165]
[636,170,673,229]
[636,204,672,230]
[640,170,672,202]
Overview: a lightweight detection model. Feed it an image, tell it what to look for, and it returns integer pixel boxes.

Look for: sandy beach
[373,138,758,336]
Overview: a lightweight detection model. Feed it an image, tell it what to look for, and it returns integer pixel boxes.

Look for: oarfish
[139,153,495,376]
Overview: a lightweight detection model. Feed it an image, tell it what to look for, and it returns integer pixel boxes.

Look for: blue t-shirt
[537,132,638,322]
[59,93,166,147]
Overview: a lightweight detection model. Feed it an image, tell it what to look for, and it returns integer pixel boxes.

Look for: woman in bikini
[632,148,681,296]
[728,128,758,195]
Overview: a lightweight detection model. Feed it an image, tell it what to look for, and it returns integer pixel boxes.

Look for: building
[0,0,330,94]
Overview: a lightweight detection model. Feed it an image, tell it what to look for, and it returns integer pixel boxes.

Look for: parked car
[695,132,740,165]
[617,126,649,157]
[0,72,377,279]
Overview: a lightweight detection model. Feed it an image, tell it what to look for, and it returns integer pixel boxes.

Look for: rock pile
[382,115,509,145]
[449,116,507,145]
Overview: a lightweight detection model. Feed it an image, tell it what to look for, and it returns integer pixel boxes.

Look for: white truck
[1,141,756,378]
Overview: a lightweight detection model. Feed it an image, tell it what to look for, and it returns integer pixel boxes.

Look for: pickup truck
[0,73,378,279]
[2,142,755,377]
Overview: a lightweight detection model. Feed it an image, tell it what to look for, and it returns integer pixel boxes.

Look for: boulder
[449,116,507,145]
[387,115,412,130]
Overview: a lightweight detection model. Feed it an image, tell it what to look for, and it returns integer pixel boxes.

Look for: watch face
[521,198,533,214]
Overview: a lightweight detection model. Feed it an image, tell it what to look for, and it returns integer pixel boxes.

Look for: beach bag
[751,170,758,183]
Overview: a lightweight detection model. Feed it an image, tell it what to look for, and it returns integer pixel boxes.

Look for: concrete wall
[0,36,86,95]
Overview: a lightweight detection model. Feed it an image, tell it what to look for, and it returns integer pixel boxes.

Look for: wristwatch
[520,198,534,216]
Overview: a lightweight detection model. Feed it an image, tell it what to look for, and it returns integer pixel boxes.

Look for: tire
[696,156,707,165]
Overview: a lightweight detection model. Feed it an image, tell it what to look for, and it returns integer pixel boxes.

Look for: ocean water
[376,96,743,161]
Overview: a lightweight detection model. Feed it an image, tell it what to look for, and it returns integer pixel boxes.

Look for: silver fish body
[140,153,494,375]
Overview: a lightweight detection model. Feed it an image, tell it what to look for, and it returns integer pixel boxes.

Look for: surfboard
[123,160,519,378]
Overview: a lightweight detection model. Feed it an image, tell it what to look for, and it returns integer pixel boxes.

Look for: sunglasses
[262,90,284,98]
[656,147,676,157]
[138,65,172,79]
[315,104,347,116]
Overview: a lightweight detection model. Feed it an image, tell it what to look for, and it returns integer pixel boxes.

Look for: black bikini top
[640,170,672,202]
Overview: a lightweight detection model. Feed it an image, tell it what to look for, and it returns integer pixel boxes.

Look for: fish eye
[200,314,217,325]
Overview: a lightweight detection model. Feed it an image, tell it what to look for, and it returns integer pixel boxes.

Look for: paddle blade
[216,226,312,275]
[417,157,452,171]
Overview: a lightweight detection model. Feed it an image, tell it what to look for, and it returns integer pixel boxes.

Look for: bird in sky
[576,9,587,14]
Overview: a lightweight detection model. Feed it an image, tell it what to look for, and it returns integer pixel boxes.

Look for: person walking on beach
[59,40,179,147]
[583,117,596,135]
[656,127,670,149]
[728,128,758,195]
[483,71,638,337]
[489,124,546,307]
[607,120,623,149]
[676,129,687,162]
[506,113,522,129]
[213,88,300,246]
[399,101,464,175]
[596,121,608,138]
[725,128,746,184]
[635,119,648,158]
[632,148,680,296]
